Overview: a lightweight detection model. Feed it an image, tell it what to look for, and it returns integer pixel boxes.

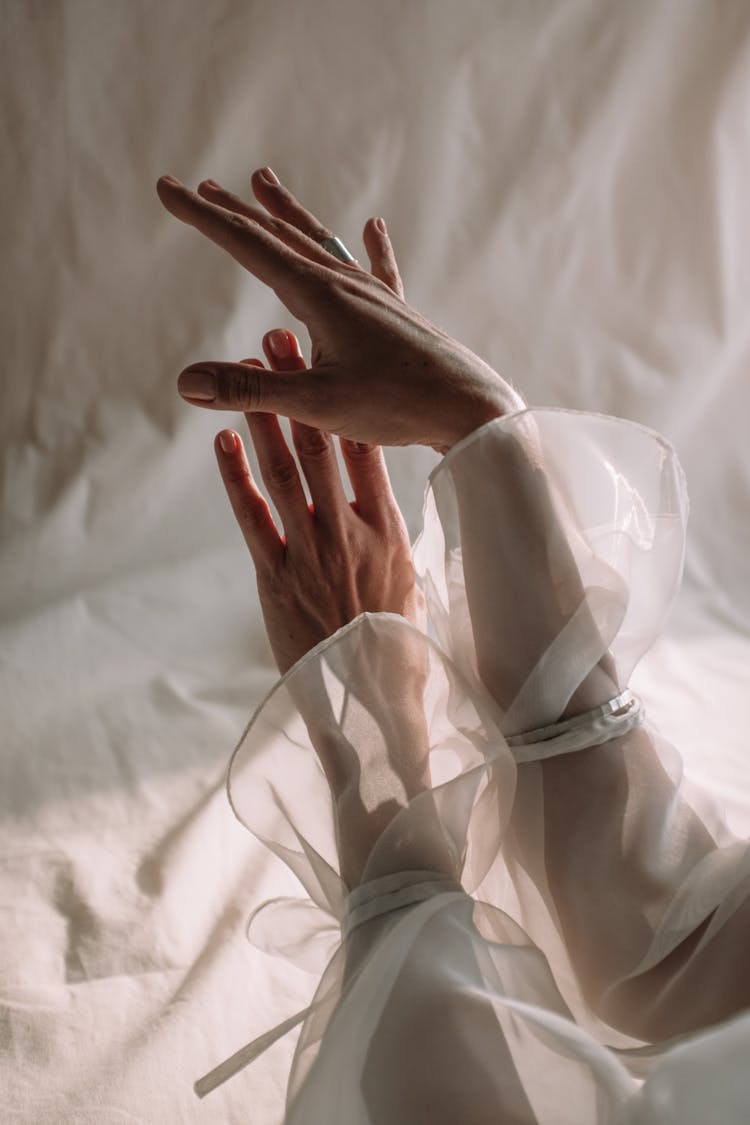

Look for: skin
[189,177,430,675]
[214,334,423,676]
[156,167,524,454]
[156,164,516,673]
[181,188,533,1117]
[204,200,435,889]
[158,169,747,1053]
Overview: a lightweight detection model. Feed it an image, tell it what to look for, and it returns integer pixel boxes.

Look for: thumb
[177,361,319,421]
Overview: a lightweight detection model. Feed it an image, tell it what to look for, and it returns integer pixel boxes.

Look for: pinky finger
[362,216,404,298]
[214,429,284,569]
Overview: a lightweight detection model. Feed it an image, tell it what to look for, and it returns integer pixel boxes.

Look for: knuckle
[225,212,252,234]
[267,458,299,491]
[216,365,259,410]
[296,427,332,459]
[345,440,378,461]
[345,443,385,476]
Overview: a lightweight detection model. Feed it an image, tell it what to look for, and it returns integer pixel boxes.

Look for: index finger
[156,176,325,319]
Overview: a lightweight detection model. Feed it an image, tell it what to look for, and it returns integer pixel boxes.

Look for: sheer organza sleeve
[196,410,750,1124]
[414,409,750,1045]
[201,610,636,1123]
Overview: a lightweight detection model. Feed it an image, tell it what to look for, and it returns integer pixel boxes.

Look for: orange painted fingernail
[219,430,237,454]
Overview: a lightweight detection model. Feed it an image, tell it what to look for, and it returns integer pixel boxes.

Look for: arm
[214,325,439,888]
[197,206,541,1117]
[442,414,747,1041]
[217,332,538,1125]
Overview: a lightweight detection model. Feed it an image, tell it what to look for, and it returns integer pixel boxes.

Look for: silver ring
[319,234,358,264]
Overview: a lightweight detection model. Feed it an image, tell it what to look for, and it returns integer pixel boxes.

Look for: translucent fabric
[201,410,750,1123]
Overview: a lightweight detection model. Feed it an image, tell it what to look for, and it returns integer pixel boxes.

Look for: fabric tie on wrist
[505,688,644,764]
[342,869,465,939]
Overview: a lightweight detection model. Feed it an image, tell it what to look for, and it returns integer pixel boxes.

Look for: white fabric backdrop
[1,1,748,1121]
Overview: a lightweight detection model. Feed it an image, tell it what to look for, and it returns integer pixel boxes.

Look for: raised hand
[214,329,423,675]
[157,168,524,453]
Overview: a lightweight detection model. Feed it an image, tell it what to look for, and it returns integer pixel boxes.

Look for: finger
[363,216,404,298]
[339,438,400,526]
[237,378,312,546]
[262,330,350,520]
[262,328,307,370]
[214,429,283,569]
[156,175,324,319]
[196,179,352,273]
[250,167,362,270]
[176,359,327,431]
[232,357,313,540]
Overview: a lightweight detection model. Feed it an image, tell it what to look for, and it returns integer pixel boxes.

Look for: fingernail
[267,329,290,358]
[261,166,280,185]
[376,217,387,235]
[219,430,237,454]
[178,369,216,401]
[203,178,222,189]
[160,174,180,186]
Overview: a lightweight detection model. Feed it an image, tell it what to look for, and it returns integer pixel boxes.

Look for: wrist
[444,385,525,452]
[433,350,525,452]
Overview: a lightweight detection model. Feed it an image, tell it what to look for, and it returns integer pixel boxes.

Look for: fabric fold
[202,410,748,1123]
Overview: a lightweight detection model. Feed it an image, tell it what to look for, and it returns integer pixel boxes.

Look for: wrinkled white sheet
[2,2,749,1122]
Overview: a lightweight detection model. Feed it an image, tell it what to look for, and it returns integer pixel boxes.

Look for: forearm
[343,894,538,1125]
[444,409,742,1039]
[291,621,459,890]
[307,711,457,891]
[449,415,620,722]
[535,727,726,1039]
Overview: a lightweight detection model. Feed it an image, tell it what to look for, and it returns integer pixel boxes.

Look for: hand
[156,167,524,454]
[215,330,423,675]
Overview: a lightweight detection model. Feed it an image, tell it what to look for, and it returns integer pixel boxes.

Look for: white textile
[215,411,750,1123]
[3,3,750,1122]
